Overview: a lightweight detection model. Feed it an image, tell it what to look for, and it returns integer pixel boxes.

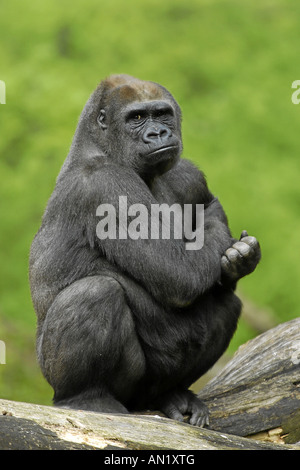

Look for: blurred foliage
[0,0,300,406]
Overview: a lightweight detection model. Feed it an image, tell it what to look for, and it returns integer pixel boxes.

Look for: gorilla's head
[69,75,183,180]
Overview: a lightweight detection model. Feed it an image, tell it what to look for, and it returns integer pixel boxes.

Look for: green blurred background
[0,0,299,406]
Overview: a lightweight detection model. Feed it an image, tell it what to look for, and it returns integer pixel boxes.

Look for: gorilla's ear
[97,109,107,130]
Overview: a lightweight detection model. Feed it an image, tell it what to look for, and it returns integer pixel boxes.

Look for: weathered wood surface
[0,398,296,450]
[0,319,299,450]
[198,318,300,443]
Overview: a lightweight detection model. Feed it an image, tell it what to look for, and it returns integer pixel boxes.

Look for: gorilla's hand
[221,230,261,283]
[157,389,209,427]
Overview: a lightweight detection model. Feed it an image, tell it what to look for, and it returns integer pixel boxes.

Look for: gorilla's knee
[38,275,145,404]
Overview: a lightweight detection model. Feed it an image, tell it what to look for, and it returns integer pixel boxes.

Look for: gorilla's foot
[156,389,209,427]
[54,389,129,414]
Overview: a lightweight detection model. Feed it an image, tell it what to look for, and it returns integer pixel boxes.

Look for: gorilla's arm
[91,163,232,308]
[161,159,229,224]
[161,159,261,285]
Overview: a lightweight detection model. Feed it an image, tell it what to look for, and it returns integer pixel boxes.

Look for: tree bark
[198,318,300,444]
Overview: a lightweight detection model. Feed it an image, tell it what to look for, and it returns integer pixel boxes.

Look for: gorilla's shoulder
[162,158,208,192]
[167,158,206,181]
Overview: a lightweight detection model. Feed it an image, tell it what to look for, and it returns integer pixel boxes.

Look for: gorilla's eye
[127,110,146,122]
[154,107,174,119]
[133,113,144,121]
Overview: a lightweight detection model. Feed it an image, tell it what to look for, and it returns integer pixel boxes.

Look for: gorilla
[29,74,261,427]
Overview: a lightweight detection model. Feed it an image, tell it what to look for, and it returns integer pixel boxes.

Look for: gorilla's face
[123,99,181,176]
[97,78,183,180]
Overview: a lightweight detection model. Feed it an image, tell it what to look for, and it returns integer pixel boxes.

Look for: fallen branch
[198,318,300,444]
[0,398,297,450]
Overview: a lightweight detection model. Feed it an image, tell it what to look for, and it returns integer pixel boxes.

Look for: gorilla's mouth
[147,145,177,157]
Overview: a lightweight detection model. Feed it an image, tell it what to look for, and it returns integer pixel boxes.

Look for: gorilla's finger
[224,247,241,262]
[168,409,184,422]
[240,230,248,239]
[240,235,259,248]
[197,416,207,428]
[232,241,251,257]
[221,256,234,277]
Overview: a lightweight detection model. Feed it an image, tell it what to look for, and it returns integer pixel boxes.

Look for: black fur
[29,75,260,426]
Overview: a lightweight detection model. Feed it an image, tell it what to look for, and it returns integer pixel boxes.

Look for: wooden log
[0,398,297,450]
[198,318,300,443]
